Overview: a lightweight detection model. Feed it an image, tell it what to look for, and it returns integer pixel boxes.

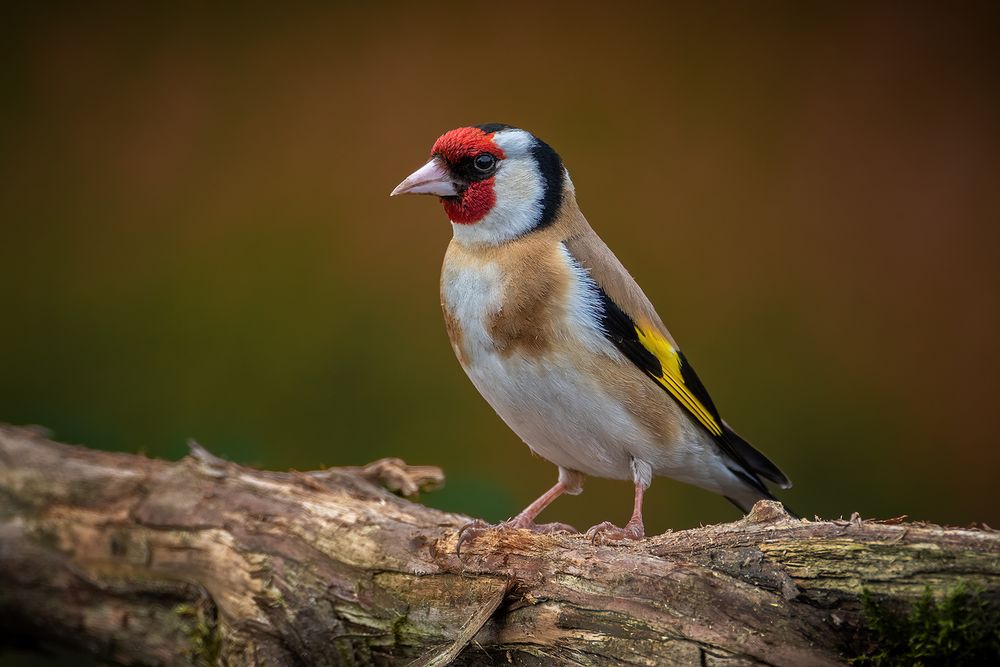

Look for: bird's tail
[721,423,791,489]
[719,424,799,518]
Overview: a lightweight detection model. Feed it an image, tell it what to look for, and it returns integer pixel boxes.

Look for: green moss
[390,613,409,644]
[263,587,285,608]
[851,583,1000,666]
[174,603,222,666]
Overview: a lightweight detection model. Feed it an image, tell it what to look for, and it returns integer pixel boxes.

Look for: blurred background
[1,6,998,648]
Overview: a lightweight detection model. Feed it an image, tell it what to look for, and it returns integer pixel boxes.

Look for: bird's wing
[564,232,723,437]
[599,292,724,437]
[564,230,791,490]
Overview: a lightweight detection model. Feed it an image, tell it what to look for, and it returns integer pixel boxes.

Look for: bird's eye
[473,153,496,172]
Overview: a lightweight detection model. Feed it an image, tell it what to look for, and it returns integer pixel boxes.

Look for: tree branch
[0,424,997,665]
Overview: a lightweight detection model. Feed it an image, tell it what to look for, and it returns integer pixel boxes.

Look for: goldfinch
[391,124,792,545]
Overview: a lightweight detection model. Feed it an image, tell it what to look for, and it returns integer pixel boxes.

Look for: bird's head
[391,124,567,244]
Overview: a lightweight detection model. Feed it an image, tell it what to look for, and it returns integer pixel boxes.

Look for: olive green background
[2,7,999,658]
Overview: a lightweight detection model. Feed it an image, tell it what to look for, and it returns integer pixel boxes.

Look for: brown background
[1,1,998,575]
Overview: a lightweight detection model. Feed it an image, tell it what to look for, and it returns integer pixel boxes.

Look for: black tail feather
[720,424,791,489]
[718,424,798,518]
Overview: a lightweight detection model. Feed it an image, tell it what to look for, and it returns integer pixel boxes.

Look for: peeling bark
[0,424,997,666]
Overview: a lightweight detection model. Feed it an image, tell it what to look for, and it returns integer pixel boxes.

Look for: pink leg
[585,483,646,543]
[457,481,579,555]
[510,481,572,526]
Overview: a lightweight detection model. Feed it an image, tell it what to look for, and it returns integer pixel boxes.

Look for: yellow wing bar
[635,326,723,437]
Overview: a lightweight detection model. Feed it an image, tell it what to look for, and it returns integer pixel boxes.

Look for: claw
[586,519,644,544]
[456,519,491,556]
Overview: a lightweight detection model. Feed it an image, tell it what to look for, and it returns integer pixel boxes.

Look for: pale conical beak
[390,158,459,197]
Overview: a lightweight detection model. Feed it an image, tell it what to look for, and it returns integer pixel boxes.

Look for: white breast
[441,256,504,354]
[441,244,654,481]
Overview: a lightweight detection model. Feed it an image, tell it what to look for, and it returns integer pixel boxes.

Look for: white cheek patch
[451,155,544,246]
[451,129,547,246]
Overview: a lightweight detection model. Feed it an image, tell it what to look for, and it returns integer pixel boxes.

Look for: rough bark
[0,424,997,666]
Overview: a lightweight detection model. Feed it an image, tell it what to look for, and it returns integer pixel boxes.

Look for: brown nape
[561,200,678,349]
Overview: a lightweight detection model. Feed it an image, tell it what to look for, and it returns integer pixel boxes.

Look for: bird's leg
[506,481,578,533]
[457,478,579,555]
[586,482,647,543]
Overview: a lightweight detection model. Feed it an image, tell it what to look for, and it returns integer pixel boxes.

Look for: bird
[390,124,792,547]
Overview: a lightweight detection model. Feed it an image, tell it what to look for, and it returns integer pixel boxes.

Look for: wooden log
[0,424,997,665]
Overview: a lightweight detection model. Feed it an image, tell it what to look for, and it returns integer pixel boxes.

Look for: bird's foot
[585,518,645,544]
[456,516,578,555]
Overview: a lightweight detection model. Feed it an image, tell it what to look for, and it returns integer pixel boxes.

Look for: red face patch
[431,127,506,225]
[442,180,495,224]
[431,127,506,164]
